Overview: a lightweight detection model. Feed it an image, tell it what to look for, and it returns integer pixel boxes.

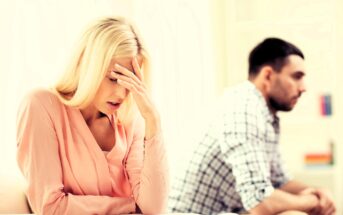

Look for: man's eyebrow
[294,71,305,76]
[292,71,305,79]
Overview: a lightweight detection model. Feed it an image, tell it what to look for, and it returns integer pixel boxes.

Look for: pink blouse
[16,89,169,214]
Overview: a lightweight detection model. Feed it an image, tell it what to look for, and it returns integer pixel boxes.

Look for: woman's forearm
[144,112,161,140]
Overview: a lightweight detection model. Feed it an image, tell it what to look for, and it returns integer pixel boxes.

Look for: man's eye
[292,73,303,80]
[293,75,302,80]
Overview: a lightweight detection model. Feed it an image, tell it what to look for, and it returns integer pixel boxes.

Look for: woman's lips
[107,101,121,110]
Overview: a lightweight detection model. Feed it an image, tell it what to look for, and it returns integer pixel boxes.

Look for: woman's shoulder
[20,88,64,111]
[24,88,56,99]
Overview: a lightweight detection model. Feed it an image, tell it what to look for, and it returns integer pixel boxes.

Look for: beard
[269,96,294,112]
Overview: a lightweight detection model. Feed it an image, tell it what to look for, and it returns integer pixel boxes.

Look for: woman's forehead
[109,57,133,71]
[109,56,143,71]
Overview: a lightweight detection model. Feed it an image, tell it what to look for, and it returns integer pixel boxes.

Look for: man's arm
[279,180,336,214]
[279,180,309,194]
[249,189,318,215]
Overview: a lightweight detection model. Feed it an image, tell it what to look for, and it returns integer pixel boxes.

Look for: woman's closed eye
[108,77,118,83]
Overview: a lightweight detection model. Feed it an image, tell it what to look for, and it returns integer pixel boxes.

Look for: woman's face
[92,57,141,115]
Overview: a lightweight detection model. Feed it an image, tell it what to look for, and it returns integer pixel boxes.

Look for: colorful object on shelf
[320,94,332,116]
[304,153,333,166]
[329,140,335,165]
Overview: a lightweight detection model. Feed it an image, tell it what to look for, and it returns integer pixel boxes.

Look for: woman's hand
[112,57,161,139]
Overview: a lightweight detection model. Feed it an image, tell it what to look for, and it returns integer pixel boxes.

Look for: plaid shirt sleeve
[270,149,292,188]
[218,102,275,210]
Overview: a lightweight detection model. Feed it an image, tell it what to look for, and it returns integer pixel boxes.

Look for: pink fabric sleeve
[125,119,169,214]
[16,94,136,215]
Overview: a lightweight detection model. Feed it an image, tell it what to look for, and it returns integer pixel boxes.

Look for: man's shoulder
[220,81,263,111]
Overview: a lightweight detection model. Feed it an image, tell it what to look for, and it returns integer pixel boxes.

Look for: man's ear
[260,65,274,82]
[259,65,275,92]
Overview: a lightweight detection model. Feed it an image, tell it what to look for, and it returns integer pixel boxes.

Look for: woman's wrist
[142,108,160,122]
[144,113,161,140]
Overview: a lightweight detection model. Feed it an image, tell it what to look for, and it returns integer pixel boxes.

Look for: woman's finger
[114,64,141,84]
[132,57,143,81]
[111,71,145,90]
[117,77,145,94]
[117,79,138,93]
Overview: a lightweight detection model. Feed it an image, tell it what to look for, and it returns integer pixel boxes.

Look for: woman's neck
[80,105,107,126]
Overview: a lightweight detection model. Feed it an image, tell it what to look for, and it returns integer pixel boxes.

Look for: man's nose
[299,81,306,93]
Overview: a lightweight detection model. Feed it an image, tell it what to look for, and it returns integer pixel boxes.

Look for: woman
[16,17,169,214]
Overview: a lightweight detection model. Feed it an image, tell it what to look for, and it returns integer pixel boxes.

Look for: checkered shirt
[169,81,291,214]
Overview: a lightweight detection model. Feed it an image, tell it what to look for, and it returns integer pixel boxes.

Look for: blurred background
[1,0,343,213]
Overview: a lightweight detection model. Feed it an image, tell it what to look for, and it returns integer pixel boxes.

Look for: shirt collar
[245,80,279,125]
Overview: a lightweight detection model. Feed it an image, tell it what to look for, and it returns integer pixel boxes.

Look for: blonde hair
[54,17,150,124]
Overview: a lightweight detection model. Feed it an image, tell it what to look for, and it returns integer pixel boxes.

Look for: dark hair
[248,37,304,78]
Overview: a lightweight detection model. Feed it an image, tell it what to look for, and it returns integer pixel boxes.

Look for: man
[169,38,336,215]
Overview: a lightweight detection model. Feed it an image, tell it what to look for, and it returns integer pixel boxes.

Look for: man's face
[268,55,306,112]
